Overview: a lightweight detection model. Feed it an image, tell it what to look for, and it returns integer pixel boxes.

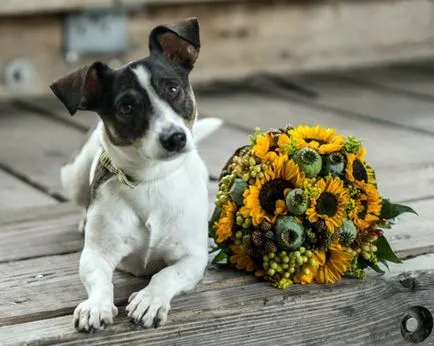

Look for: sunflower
[240,155,304,225]
[252,133,278,162]
[306,176,349,233]
[345,147,376,189]
[213,201,237,243]
[229,244,256,272]
[288,125,345,154]
[314,242,354,284]
[350,184,382,230]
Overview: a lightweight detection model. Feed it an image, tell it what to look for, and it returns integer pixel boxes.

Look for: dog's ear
[50,62,110,116]
[149,17,200,70]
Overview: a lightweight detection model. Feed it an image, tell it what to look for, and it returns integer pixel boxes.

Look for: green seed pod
[293,148,322,178]
[229,178,248,206]
[274,216,305,251]
[323,152,345,176]
[285,188,309,215]
[337,218,358,246]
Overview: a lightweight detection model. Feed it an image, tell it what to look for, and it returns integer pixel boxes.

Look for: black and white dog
[50,18,222,332]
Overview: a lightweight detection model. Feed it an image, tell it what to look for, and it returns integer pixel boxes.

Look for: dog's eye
[119,103,133,115]
[167,85,180,98]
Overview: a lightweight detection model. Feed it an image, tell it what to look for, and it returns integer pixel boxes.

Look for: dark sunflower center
[316,192,338,216]
[353,159,368,182]
[358,200,368,219]
[305,138,325,145]
[259,179,292,214]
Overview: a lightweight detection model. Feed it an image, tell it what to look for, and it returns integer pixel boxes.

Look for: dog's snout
[160,129,187,152]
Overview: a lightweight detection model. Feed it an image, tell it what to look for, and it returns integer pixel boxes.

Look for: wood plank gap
[13,100,88,133]
[0,163,66,203]
[325,74,434,103]
[252,75,434,138]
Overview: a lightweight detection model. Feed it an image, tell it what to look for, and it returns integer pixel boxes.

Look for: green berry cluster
[262,247,315,285]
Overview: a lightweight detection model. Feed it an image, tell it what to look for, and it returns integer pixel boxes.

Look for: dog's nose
[160,129,187,152]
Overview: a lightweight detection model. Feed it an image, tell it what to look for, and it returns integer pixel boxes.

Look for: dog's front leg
[73,214,130,332]
[73,246,121,332]
[126,254,207,328]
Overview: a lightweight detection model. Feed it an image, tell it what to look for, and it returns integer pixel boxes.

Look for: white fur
[63,66,223,332]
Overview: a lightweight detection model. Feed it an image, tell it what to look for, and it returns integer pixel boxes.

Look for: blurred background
[1,3,434,343]
[0,0,434,208]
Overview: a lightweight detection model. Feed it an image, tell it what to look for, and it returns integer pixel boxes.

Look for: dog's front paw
[73,299,118,332]
[126,289,170,328]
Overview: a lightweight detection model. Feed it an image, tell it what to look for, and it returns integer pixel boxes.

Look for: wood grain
[20,97,98,131]
[1,268,433,346]
[0,196,433,327]
[0,181,218,263]
[337,65,434,98]
[0,203,82,263]
[198,93,434,202]
[0,251,254,327]
[289,73,434,134]
[0,169,55,210]
[0,105,86,195]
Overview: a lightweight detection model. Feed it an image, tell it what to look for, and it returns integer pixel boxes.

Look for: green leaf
[208,206,222,239]
[358,257,385,274]
[375,236,402,264]
[378,258,390,271]
[380,199,418,220]
[212,249,227,264]
[357,256,368,270]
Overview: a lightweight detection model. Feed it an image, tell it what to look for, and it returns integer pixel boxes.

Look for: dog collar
[99,150,137,189]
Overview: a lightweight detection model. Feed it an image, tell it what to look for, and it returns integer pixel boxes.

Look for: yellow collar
[99,150,136,189]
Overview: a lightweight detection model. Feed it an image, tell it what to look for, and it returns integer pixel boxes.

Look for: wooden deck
[1,63,434,345]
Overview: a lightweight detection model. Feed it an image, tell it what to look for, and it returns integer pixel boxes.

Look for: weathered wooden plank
[19,97,98,131]
[0,169,56,210]
[339,65,434,98]
[198,93,434,202]
[1,195,432,264]
[288,74,434,134]
[0,203,81,263]
[0,181,217,262]
[0,105,86,195]
[3,0,434,98]
[0,197,432,327]
[1,266,433,346]
[0,252,255,327]
[388,198,434,259]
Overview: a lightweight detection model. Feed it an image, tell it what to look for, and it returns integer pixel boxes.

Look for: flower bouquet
[209,125,416,288]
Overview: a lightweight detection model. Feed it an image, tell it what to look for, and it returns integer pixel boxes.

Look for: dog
[50,17,222,332]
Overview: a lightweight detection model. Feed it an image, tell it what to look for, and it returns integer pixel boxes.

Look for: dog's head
[50,18,200,161]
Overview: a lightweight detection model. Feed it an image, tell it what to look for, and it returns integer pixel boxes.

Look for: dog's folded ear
[149,17,200,70]
[50,62,110,116]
